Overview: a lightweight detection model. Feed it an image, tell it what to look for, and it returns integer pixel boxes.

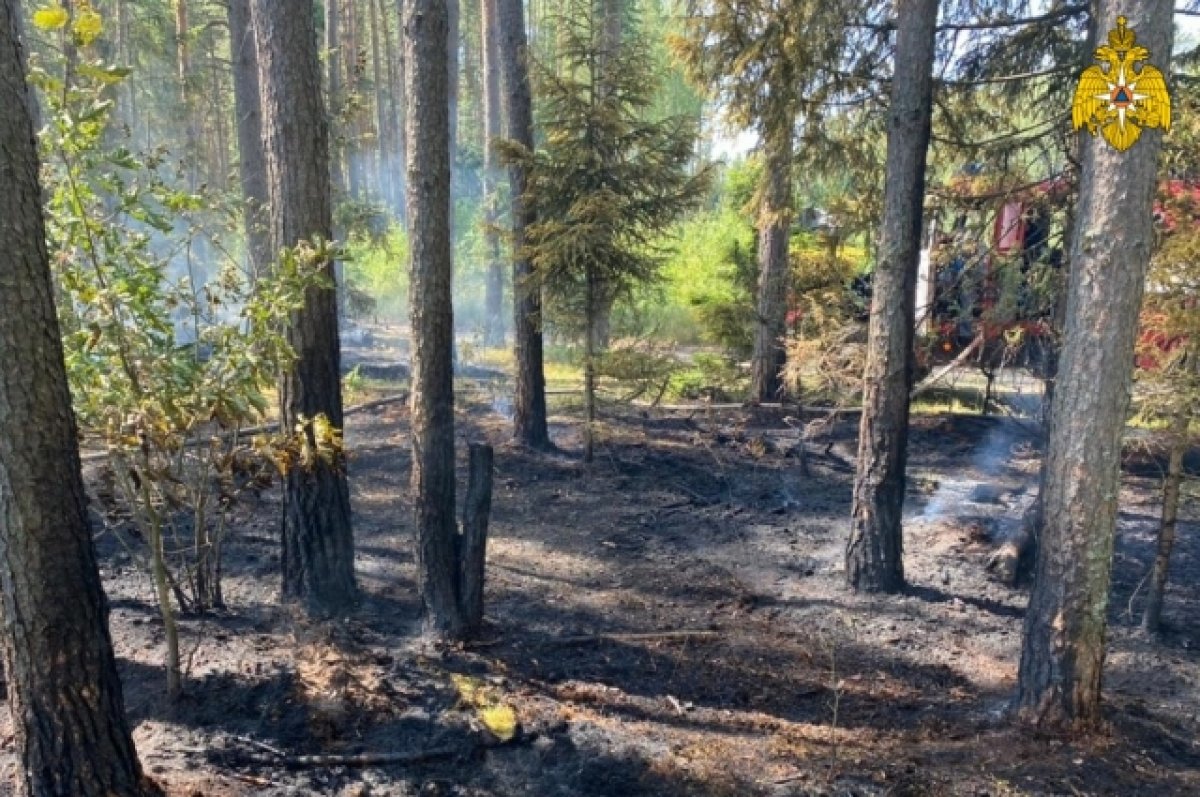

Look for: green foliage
[503,0,711,341]
[344,224,409,321]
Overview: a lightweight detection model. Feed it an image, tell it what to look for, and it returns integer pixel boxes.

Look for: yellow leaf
[32,6,69,30]
[479,705,517,743]
[73,8,103,44]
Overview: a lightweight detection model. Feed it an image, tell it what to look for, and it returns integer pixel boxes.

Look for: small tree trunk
[252,0,359,615]
[0,4,158,791]
[404,0,464,636]
[458,443,493,636]
[370,0,393,209]
[845,0,938,593]
[1142,409,1189,633]
[1016,0,1171,731]
[481,0,505,346]
[379,0,404,215]
[497,0,550,448]
[584,264,597,463]
[228,0,271,280]
[325,0,347,200]
[749,125,793,402]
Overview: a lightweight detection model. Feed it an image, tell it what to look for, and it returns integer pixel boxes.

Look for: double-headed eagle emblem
[1072,16,1171,152]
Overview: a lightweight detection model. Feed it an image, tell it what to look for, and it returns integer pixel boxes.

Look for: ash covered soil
[2,399,1199,796]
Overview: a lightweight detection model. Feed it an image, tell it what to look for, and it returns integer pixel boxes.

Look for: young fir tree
[504,0,710,462]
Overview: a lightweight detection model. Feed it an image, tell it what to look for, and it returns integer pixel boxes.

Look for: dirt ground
[2,388,1198,796]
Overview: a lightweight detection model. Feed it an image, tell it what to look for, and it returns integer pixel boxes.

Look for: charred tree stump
[987,500,1038,587]
[458,443,494,636]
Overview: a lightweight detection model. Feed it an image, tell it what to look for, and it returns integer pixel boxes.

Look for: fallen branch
[910,333,984,401]
[544,630,719,646]
[219,743,464,770]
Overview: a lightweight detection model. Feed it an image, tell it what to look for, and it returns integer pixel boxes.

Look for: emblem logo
[1071,16,1171,152]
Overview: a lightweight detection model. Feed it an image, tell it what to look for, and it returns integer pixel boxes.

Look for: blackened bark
[1142,410,1188,633]
[1015,0,1171,730]
[0,4,156,794]
[749,127,794,402]
[228,0,270,280]
[481,0,505,346]
[404,0,464,636]
[458,443,494,636]
[252,0,358,615]
[496,0,549,448]
[846,0,937,593]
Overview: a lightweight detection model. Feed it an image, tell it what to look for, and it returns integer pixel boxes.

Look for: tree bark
[404,0,464,636]
[0,4,157,793]
[1142,409,1188,633]
[845,0,938,593]
[379,0,404,215]
[749,126,794,402]
[481,0,505,346]
[497,0,550,448]
[174,0,199,189]
[370,0,394,210]
[252,0,358,615]
[458,443,493,636]
[1015,0,1171,730]
[228,0,271,280]
[325,0,347,200]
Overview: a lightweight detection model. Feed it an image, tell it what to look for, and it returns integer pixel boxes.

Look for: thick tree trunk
[228,0,271,280]
[481,0,504,346]
[252,0,358,615]
[497,0,550,448]
[749,126,794,402]
[403,0,464,636]
[845,0,937,593]
[0,5,157,794]
[1142,410,1188,633]
[1015,0,1171,730]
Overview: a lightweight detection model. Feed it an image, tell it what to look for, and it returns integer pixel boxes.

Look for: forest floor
[2,368,1199,795]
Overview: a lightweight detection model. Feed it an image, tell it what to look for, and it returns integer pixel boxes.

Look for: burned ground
[1,399,1197,796]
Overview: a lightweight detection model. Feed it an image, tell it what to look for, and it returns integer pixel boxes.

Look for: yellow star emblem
[1072,16,1171,152]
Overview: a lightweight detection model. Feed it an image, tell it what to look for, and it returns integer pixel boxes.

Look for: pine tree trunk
[0,5,157,793]
[589,0,622,353]
[379,0,404,215]
[394,0,409,223]
[228,0,271,280]
[174,0,199,190]
[252,0,358,615]
[403,0,464,636]
[497,0,549,448]
[369,0,393,210]
[1015,0,1171,730]
[749,126,793,402]
[481,0,504,346]
[845,0,937,593]
[1142,409,1188,633]
[325,0,347,200]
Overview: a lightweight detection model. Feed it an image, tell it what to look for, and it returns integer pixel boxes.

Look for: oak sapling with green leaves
[29,4,333,699]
